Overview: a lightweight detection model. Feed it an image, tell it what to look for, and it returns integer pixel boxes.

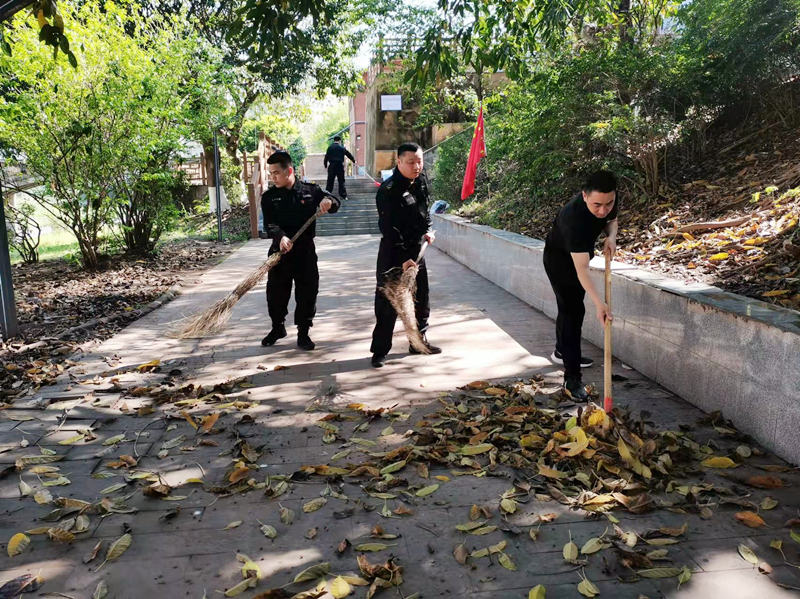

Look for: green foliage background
[423,0,800,234]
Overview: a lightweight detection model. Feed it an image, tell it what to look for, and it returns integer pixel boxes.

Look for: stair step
[334,210,376,217]
[318,229,380,236]
[319,228,380,237]
[321,213,377,220]
[319,223,378,229]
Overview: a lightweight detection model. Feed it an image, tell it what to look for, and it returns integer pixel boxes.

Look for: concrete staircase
[315,177,381,236]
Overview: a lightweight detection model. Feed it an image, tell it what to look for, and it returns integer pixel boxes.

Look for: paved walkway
[2,236,800,598]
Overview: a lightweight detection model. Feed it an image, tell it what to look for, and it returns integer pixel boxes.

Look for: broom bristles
[380,264,431,354]
[173,252,282,339]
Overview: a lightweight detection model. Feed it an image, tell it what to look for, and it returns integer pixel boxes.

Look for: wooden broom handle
[287,191,340,245]
[603,253,613,412]
[289,211,321,243]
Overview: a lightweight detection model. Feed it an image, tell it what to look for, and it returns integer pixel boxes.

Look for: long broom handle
[416,240,430,263]
[287,211,321,245]
[284,192,339,248]
[603,253,613,413]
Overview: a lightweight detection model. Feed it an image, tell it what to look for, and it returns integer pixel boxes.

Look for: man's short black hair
[333,135,342,142]
[582,170,617,194]
[397,142,422,157]
[267,151,293,170]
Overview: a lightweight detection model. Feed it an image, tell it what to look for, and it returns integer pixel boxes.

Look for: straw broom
[174,209,323,339]
[379,240,430,354]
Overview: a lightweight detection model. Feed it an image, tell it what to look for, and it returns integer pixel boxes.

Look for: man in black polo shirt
[323,135,356,199]
[544,170,618,401]
[260,151,339,350]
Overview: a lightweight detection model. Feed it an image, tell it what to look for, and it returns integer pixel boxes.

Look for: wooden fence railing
[174,131,284,239]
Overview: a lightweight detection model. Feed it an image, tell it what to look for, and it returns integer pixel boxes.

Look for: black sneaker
[408,336,442,355]
[371,354,386,368]
[261,324,287,346]
[563,378,590,401]
[551,350,593,368]
[297,330,315,351]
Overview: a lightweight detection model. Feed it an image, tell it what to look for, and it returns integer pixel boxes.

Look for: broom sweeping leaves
[174,209,322,339]
[175,253,282,338]
[379,241,430,354]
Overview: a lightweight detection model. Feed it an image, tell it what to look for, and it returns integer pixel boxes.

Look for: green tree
[149,0,365,185]
[288,137,308,168]
[306,100,350,153]
[671,0,800,108]
[1,0,76,66]
[0,1,223,265]
[5,203,41,263]
[241,95,311,152]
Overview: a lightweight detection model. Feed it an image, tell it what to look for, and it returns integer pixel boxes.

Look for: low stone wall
[433,214,800,464]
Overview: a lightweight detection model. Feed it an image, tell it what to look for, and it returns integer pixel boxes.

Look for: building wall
[351,63,507,179]
[349,91,367,173]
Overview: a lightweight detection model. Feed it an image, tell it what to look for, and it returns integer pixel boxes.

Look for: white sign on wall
[380,95,402,111]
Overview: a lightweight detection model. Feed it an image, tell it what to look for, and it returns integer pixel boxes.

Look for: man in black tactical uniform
[543,170,618,401]
[370,142,441,368]
[260,151,340,350]
[323,135,356,199]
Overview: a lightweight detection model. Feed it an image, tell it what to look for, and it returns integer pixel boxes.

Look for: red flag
[460,106,486,200]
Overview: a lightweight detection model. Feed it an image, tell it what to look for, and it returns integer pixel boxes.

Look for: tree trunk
[77,235,99,270]
[225,133,241,166]
[617,0,633,47]
[203,142,216,187]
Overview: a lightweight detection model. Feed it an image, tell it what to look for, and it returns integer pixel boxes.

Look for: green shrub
[288,137,307,169]
[117,170,187,255]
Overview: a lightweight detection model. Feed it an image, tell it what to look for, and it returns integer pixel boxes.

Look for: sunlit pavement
[2,236,800,598]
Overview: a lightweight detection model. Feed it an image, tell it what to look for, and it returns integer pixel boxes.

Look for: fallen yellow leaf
[701,456,738,469]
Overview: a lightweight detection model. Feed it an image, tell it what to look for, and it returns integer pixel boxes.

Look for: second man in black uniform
[261,151,340,350]
[370,142,441,368]
[323,135,356,199]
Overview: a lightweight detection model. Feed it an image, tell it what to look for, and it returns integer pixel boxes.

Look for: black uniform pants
[266,244,318,330]
[326,162,346,198]
[543,246,585,381]
[370,242,430,356]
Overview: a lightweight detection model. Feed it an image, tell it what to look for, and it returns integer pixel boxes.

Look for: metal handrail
[422,126,473,155]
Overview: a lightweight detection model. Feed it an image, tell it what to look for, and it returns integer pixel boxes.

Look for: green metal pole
[0,179,20,339]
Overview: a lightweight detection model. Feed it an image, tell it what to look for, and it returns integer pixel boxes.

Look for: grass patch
[9,227,80,265]
[9,203,251,266]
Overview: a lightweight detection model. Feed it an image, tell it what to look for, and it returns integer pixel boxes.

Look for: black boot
[408,335,442,355]
[297,328,315,351]
[261,324,287,347]
[371,354,387,368]
[563,377,590,401]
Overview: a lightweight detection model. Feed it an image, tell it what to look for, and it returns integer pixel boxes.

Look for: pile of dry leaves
[1,239,239,403]
[5,372,800,598]
[613,120,800,308]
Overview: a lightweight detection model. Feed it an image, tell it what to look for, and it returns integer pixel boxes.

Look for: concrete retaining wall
[433,214,800,464]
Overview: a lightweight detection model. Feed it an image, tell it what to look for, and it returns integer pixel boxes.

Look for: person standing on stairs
[370,142,441,368]
[324,135,356,199]
[261,151,340,350]
[543,170,618,401]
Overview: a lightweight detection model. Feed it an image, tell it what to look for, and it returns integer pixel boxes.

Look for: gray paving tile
[1,237,796,599]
